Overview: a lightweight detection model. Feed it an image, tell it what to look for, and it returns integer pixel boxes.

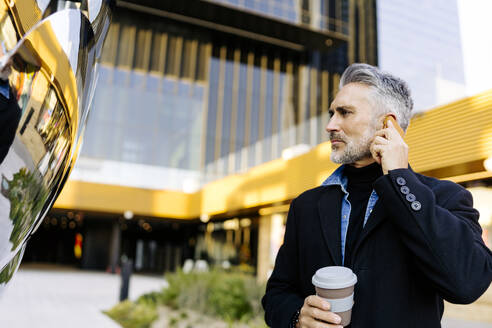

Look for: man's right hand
[297,295,343,328]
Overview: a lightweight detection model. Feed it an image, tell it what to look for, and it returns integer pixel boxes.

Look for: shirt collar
[322,165,348,194]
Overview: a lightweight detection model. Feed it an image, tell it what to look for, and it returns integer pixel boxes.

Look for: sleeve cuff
[374,168,425,213]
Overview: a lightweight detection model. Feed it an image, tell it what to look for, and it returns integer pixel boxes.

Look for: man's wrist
[384,164,409,175]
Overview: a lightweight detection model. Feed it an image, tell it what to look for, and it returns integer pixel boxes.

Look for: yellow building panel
[55,89,492,219]
[55,180,196,219]
[199,142,338,216]
[406,90,492,172]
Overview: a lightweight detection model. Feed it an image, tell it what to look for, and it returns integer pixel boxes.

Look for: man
[262,63,492,328]
[0,55,19,165]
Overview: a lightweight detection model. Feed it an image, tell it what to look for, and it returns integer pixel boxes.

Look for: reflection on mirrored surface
[0,0,112,294]
[86,0,115,59]
[5,0,55,35]
[0,243,24,288]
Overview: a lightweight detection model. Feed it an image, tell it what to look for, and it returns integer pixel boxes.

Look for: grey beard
[330,134,373,164]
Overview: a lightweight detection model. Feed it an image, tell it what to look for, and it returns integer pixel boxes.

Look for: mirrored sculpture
[0,0,113,294]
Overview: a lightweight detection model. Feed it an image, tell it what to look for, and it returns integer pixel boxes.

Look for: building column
[257,213,286,282]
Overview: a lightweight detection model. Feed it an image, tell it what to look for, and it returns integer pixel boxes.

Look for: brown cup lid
[312,266,357,289]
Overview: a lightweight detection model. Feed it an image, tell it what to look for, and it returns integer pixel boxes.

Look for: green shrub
[243,275,267,319]
[104,300,158,328]
[208,274,252,321]
[137,291,165,307]
[104,268,268,328]
[168,316,179,327]
[159,269,265,322]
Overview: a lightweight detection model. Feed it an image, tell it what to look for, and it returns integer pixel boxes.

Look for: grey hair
[339,63,413,131]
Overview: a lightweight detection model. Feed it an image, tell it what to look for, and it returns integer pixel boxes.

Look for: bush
[160,269,265,322]
[208,274,252,321]
[137,291,166,307]
[104,269,267,328]
[104,300,158,328]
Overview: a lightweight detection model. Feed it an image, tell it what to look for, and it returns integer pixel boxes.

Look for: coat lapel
[317,187,343,266]
[351,199,387,261]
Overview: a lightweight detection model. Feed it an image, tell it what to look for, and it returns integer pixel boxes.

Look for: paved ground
[0,265,168,328]
[443,285,492,328]
[0,265,489,328]
[443,318,492,328]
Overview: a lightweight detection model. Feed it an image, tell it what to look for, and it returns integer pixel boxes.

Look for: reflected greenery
[0,246,23,284]
[3,167,48,250]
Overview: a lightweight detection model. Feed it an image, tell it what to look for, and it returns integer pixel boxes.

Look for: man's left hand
[370,119,408,174]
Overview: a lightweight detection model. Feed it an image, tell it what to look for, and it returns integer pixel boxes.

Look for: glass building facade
[22,0,377,274]
[211,0,350,34]
[377,0,465,112]
[78,0,377,190]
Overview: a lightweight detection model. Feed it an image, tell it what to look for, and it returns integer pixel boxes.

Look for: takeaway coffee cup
[312,266,357,327]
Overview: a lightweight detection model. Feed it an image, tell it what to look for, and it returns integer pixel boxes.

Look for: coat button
[406,193,416,202]
[400,186,410,195]
[396,177,406,186]
[411,201,421,211]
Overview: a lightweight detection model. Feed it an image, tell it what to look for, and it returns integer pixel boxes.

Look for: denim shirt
[0,79,9,99]
[321,165,379,265]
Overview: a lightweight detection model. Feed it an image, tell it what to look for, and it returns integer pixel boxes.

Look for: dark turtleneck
[343,162,383,268]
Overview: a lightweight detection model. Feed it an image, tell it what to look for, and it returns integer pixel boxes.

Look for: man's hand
[297,295,343,328]
[370,119,408,175]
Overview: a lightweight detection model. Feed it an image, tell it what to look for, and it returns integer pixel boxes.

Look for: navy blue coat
[262,168,492,328]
